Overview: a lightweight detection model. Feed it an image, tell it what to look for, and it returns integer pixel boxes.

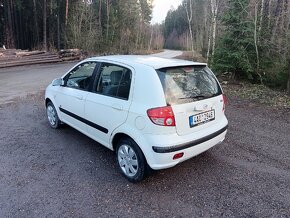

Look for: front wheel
[116,138,147,183]
[46,101,61,129]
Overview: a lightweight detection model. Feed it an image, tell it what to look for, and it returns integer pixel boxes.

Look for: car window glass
[66,62,97,90]
[157,66,222,105]
[96,63,131,100]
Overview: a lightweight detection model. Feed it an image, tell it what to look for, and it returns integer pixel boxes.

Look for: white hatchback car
[45,55,228,182]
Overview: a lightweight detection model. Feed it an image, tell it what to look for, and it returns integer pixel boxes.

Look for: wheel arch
[110,127,153,168]
[45,97,52,106]
[112,133,133,151]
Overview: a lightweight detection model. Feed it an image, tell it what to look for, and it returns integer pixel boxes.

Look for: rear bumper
[152,125,228,153]
[142,120,228,170]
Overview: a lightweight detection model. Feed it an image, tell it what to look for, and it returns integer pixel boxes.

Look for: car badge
[203,104,208,110]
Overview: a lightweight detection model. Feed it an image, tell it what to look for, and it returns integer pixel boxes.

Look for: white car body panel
[45,55,228,171]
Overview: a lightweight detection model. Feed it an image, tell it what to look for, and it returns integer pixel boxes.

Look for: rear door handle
[111,104,123,111]
[76,95,83,100]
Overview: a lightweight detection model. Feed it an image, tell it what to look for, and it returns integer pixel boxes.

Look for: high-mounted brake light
[147,106,176,126]
[222,94,228,112]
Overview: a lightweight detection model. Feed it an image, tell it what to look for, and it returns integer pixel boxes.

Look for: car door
[84,62,133,148]
[55,61,98,134]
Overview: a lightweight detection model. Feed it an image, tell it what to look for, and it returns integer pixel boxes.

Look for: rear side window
[95,63,132,100]
[156,66,222,105]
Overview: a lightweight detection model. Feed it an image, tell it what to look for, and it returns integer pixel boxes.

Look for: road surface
[0,50,182,105]
[150,49,183,58]
[0,51,289,217]
[0,62,77,105]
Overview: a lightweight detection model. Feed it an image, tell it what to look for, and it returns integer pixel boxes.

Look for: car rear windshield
[156,65,222,105]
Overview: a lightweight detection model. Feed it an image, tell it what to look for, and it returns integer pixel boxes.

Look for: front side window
[65,62,97,90]
[95,63,132,100]
[157,66,222,105]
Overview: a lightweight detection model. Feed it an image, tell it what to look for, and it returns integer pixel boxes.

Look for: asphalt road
[149,49,183,58]
[0,62,77,105]
[0,50,182,105]
[0,52,289,217]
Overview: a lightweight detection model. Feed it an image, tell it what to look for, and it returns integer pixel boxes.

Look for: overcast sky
[151,0,183,24]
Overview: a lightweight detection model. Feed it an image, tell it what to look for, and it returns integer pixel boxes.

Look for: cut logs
[0,49,61,68]
[0,49,83,68]
[59,49,83,61]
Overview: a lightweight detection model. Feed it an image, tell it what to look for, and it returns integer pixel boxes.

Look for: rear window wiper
[178,95,214,100]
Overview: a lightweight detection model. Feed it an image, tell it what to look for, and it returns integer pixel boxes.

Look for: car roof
[87,55,207,69]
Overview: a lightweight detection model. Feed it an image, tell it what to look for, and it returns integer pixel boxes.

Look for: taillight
[147,106,176,126]
[222,94,228,112]
[173,152,184,160]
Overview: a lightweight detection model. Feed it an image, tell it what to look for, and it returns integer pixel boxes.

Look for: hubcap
[118,144,138,177]
[47,105,56,126]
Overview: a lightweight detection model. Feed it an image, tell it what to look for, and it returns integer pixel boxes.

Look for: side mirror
[52,78,64,86]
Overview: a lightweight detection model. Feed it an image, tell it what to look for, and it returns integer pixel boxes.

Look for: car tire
[46,101,61,129]
[116,137,146,183]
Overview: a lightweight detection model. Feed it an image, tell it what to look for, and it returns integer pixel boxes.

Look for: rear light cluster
[147,106,176,126]
[222,94,228,112]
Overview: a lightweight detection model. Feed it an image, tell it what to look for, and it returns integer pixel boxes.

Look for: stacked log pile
[0,49,62,68]
[59,49,83,61]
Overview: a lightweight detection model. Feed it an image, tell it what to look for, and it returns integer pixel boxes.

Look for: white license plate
[189,110,215,127]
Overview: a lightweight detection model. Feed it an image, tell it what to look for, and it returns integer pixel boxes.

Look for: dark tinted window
[157,66,222,105]
[95,63,132,100]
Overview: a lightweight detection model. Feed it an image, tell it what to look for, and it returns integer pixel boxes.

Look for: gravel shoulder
[0,93,289,217]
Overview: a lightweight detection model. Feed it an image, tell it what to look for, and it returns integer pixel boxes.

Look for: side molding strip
[59,107,108,134]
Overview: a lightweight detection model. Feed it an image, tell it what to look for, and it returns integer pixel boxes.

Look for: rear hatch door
[156,65,224,136]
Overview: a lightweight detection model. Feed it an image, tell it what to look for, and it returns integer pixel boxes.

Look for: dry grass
[221,81,290,108]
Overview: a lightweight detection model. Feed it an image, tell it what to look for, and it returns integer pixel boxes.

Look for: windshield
[156,65,222,105]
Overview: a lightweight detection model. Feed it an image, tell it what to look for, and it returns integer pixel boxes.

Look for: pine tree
[212,0,257,81]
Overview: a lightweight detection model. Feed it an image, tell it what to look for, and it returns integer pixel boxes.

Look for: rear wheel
[116,138,146,183]
[46,101,61,129]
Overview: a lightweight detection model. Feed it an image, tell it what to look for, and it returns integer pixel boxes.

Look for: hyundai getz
[45,55,228,182]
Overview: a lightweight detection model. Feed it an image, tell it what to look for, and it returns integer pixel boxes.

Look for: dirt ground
[0,93,289,217]
[0,56,289,217]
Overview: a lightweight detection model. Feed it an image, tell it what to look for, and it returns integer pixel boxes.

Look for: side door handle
[76,95,83,100]
[111,104,123,111]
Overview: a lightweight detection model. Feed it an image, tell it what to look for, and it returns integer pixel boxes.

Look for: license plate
[189,110,215,127]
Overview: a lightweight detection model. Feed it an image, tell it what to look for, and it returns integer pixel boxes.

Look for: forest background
[1,0,290,93]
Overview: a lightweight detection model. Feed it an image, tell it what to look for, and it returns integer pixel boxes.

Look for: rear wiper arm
[178,95,212,100]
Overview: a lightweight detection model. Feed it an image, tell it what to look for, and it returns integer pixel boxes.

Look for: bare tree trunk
[271,0,282,43]
[207,18,212,62]
[135,24,141,51]
[5,0,15,48]
[99,0,102,35]
[65,0,69,26]
[254,4,262,84]
[32,0,39,47]
[148,26,153,51]
[210,0,218,59]
[268,0,273,29]
[106,0,110,41]
[43,0,47,51]
[185,0,194,59]
[287,59,290,94]
[258,0,265,33]
[57,0,60,51]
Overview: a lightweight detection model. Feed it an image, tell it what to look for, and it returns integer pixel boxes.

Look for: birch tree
[185,0,194,58]
[210,0,219,59]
